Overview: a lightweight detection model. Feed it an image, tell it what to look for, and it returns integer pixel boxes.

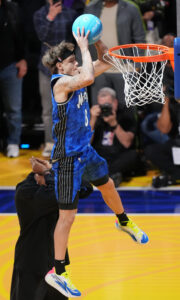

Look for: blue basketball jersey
[51,74,93,160]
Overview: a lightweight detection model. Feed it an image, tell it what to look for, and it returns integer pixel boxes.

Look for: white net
[104,45,168,107]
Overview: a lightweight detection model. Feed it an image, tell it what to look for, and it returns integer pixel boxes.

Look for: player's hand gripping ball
[72,14,103,45]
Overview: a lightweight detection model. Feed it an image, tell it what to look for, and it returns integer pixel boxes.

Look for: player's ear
[56,62,63,72]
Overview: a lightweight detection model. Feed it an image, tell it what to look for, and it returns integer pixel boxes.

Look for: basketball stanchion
[104,42,177,107]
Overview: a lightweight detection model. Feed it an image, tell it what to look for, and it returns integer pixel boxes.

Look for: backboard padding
[174,37,180,100]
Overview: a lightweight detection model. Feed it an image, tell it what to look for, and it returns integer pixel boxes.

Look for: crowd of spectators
[0,0,179,188]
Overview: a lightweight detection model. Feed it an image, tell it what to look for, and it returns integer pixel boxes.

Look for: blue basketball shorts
[52,145,109,209]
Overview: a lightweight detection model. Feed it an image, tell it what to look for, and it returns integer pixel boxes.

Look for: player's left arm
[93,40,112,77]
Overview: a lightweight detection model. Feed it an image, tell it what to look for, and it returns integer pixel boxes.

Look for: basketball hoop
[104,44,174,107]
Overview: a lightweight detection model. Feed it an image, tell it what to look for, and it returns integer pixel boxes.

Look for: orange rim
[108,44,174,63]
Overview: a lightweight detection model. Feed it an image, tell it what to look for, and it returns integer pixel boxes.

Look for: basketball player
[42,27,149,297]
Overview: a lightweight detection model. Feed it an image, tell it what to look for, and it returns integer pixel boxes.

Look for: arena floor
[0,149,180,300]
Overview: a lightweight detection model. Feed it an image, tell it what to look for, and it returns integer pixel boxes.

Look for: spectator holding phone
[90,87,146,186]
[33,0,77,157]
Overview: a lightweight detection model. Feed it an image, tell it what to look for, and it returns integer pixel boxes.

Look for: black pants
[145,140,180,180]
[11,269,68,300]
[10,213,68,300]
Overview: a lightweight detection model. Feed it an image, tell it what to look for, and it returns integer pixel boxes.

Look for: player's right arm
[53,27,95,103]
[93,40,112,77]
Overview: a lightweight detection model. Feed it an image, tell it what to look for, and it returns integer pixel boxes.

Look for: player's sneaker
[115,219,149,244]
[45,270,81,298]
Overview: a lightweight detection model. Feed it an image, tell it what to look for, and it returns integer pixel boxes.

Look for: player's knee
[98,177,115,192]
[58,211,76,229]
[64,215,76,229]
[107,177,115,190]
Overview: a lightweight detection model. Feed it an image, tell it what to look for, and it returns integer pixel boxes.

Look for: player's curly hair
[42,41,75,74]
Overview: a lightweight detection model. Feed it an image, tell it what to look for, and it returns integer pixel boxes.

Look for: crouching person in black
[10,158,69,300]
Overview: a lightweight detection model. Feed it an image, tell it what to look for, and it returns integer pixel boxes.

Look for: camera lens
[100,103,113,117]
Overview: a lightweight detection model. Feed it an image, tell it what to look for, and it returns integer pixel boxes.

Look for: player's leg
[96,179,149,244]
[97,177,124,214]
[45,158,82,298]
[54,209,77,262]
[86,146,149,244]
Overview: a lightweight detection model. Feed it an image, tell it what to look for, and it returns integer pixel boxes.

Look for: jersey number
[85,109,88,127]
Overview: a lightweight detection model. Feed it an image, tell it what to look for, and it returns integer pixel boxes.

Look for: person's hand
[90,105,101,130]
[103,109,118,127]
[90,105,101,119]
[73,27,90,51]
[34,173,46,186]
[16,59,27,78]
[31,157,52,169]
[30,157,51,175]
[47,0,62,21]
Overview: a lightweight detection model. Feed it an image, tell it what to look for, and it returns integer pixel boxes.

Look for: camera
[99,103,113,117]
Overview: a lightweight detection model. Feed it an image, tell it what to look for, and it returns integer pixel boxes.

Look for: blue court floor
[1,188,180,214]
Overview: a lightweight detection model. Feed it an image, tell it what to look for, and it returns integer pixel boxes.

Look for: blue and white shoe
[115,219,149,244]
[45,269,81,298]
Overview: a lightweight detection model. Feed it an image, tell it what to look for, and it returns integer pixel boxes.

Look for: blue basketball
[72,14,103,45]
